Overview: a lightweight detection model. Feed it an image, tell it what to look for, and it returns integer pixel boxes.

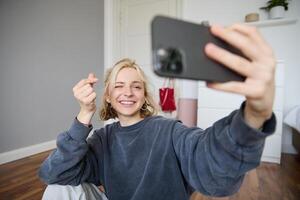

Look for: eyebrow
[115,81,143,84]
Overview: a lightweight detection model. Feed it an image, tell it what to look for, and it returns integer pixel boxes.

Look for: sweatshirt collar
[115,116,154,132]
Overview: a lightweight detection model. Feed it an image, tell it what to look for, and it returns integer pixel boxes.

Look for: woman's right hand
[73,73,98,125]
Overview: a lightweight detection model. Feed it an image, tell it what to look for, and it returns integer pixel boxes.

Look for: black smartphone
[151,15,246,82]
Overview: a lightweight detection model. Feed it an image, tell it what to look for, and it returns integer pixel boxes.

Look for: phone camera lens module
[154,48,183,74]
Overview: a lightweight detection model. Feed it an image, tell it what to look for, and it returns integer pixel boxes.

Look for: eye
[114,85,122,88]
[132,85,142,89]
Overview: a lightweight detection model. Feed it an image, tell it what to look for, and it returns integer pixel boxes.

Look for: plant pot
[245,13,259,22]
[269,6,285,19]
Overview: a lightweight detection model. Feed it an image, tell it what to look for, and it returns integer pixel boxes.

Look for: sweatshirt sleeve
[38,118,103,186]
[172,103,276,197]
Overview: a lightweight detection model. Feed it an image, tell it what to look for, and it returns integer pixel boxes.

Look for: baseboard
[0,140,56,165]
[261,156,281,164]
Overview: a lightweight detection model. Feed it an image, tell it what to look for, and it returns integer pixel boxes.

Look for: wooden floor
[0,152,299,200]
[0,151,51,200]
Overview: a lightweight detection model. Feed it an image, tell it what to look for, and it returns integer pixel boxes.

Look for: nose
[123,86,133,96]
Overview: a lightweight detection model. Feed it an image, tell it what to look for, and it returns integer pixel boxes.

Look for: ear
[105,88,111,103]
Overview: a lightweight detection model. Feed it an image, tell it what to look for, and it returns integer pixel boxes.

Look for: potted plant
[260,0,290,19]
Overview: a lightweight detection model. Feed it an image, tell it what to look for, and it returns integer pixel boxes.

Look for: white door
[117,0,181,116]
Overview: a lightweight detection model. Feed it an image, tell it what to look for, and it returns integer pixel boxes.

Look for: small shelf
[244,18,298,27]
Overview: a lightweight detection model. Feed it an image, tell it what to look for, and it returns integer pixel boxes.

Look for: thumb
[88,73,96,80]
[87,73,98,82]
[87,73,98,87]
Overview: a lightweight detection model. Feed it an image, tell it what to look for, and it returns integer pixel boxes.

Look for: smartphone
[151,15,245,82]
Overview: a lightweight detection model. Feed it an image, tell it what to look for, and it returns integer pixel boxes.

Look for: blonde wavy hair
[99,58,158,120]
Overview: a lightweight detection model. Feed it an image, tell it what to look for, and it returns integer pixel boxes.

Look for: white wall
[183,0,300,154]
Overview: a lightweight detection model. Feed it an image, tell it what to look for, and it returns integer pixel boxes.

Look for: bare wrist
[244,106,272,130]
[77,109,95,125]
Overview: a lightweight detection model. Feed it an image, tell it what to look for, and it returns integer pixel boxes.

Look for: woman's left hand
[204,24,276,129]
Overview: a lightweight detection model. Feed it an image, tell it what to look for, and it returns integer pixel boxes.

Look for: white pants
[42,183,108,200]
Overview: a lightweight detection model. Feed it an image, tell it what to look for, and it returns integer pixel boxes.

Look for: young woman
[39,24,276,200]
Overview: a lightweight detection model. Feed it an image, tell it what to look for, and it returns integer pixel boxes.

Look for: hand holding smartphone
[151,15,246,82]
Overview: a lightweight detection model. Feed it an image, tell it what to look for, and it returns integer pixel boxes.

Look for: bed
[284,105,300,153]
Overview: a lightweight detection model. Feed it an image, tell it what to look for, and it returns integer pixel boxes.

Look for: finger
[80,86,94,98]
[230,24,274,57]
[205,43,253,77]
[74,84,92,99]
[87,73,98,83]
[73,79,89,92]
[207,81,243,94]
[82,92,97,104]
[210,25,260,60]
[87,79,98,88]
[229,24,266,46]
[74,76,98,93]
[77,84,94,97]
[207,81,263,98]
[88,73,95,79]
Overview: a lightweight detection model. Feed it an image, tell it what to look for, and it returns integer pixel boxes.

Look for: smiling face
[106,67,146,126]
[99,58,158,124]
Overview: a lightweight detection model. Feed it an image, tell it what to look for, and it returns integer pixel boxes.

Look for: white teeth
[120,101,135,105]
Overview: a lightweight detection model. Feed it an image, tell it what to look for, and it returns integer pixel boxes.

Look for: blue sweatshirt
[38,106,276,200]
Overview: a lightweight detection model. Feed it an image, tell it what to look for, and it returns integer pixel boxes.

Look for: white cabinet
[197,61,284,164]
